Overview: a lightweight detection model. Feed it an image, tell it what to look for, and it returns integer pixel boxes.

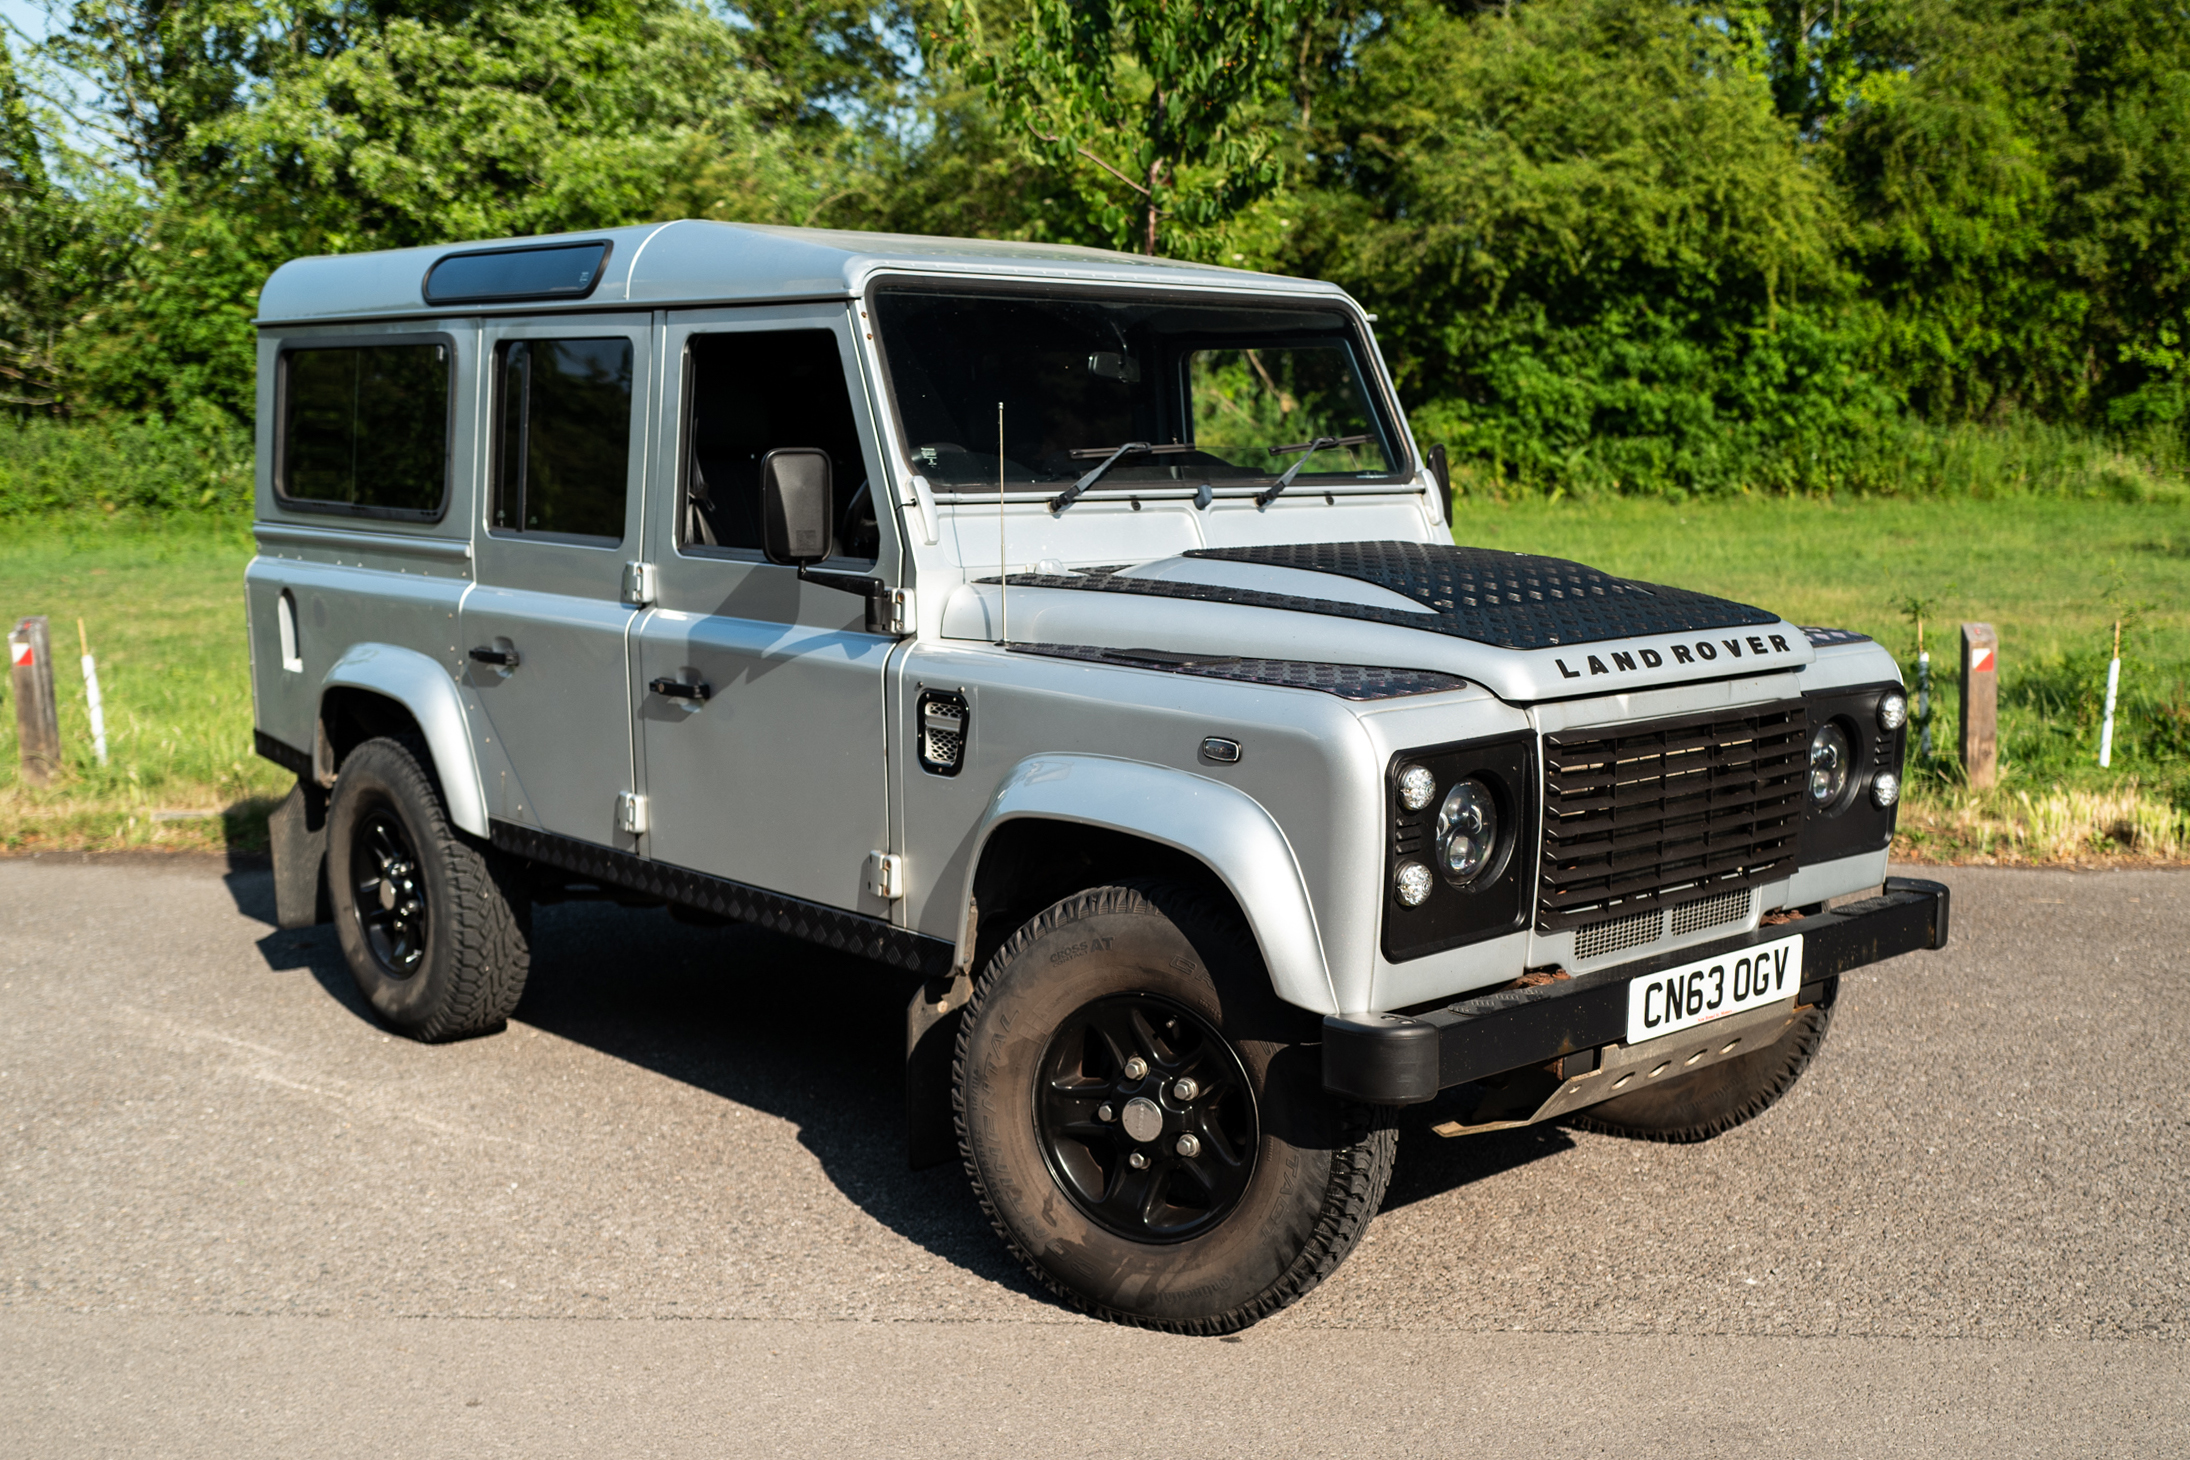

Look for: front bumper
[1322,876,1950,1106]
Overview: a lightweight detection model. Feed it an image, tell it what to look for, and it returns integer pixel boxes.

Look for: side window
[279,342,450,516]
[684,330,876,561]
[493,338,635,543]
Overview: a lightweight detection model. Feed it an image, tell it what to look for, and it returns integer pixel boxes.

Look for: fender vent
[917,690,967,776]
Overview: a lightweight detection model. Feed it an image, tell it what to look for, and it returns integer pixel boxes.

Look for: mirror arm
[797,566,908,637]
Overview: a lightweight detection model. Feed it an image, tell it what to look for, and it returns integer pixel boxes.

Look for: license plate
[1625,933,1804,1046]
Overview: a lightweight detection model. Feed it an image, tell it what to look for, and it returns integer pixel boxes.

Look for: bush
[0,412,253,517]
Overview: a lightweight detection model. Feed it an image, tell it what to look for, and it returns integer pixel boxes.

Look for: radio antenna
[997,400,1007,646]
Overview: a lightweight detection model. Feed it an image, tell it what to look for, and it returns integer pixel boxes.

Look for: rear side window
[278,342,451,516]
[492,338,635,543]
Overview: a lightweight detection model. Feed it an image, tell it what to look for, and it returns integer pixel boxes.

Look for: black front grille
[1538,701,1806,932]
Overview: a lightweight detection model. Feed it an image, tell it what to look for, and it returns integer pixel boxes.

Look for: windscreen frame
[860,274,1415,495]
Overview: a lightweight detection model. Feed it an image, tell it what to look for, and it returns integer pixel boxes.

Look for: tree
[939,0,1299,255]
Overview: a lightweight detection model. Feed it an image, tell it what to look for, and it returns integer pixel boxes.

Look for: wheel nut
[1174,1134,1200,1158]
[1128,1152,1149,1170]
[1097,1104,1114,1122]
[1171,1078,1198,1101]
[1123,1057,1148,1080]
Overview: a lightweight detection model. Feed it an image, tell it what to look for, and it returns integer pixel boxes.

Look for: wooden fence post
[8,615,63,787]
[1959,622,1999,789]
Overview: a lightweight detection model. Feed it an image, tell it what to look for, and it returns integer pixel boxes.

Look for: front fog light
[1878,692,1908,731]
[1394,862,1434,907]
[1872,770,1901,808]
[1397,764,1436,812]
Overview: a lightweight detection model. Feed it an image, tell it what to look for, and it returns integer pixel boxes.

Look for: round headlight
[1878,692,1908,731]
[1435,779,1498,885]
[1872,770,1900,808]
[1394,861,1434,907]
[1809,723,1853,806]
[1396,764,1436,812]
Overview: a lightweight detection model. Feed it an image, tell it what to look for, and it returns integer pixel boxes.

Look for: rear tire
[955,880,1394,1334]
[1567,1003,1834,1143]
[326,735,532,1042]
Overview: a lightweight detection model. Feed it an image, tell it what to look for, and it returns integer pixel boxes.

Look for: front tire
[955,880,1394,1333]
[326,736,532,1042]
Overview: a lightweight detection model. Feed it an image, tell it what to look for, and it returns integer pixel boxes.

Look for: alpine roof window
[425,242,610,306]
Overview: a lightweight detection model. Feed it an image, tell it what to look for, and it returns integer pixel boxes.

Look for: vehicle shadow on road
[249,878,1572,1287]
[262,891,1051,1304]
[1378,1113,1576,1214]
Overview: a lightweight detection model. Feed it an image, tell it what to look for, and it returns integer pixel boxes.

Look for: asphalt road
[1,857,2183,1457]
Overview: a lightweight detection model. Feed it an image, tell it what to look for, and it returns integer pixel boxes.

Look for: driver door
[631,305,901,916]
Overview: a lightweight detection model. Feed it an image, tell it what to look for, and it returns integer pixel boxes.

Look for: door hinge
[622,561,658,607]
[866,850,904,900]
[872,587,912,636]
[617,791,649,834]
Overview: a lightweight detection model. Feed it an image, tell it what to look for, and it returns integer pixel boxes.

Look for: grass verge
[3,495,2185,863]
[1460,493,2190,863]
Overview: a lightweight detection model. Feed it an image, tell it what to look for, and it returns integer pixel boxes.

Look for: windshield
[871,287,1404,491]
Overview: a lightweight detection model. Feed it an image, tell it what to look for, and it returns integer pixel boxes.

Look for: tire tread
[953,880,1394,1335]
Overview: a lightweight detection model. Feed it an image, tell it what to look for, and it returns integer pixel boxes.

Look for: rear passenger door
[630,306,896,915]
[461,317,653,847]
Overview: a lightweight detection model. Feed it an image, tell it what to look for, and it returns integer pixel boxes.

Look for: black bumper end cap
[1883,875,1951,948]
[1322,1013,1440,1105]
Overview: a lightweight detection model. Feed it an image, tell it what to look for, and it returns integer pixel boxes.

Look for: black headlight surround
[1383,731,1536,963]
[1799,681,1906,864]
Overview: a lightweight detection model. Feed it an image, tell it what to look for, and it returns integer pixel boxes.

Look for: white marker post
[1916,616,1932,760]
[997,400,1008,647]
[77,619,108,767]
[2099,619,2121,769]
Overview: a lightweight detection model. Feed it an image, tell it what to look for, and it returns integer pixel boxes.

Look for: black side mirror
[760,448,833,565]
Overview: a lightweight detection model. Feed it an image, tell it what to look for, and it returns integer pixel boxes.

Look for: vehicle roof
[255,220,1351,326]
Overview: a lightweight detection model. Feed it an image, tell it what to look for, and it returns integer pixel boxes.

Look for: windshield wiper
[1049,442,1195,513]
[1255,434,1372,508]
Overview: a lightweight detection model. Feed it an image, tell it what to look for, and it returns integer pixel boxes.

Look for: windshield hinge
[621,561,657,607]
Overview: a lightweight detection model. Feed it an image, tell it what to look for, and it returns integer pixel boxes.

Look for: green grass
[1456,493,2190,858]
[2,495,2184,859]
[0,516,286,851]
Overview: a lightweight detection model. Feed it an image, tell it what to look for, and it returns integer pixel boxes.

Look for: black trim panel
[1323,876,1950,1104]
[489,820,954,976]
[254,728,314,778]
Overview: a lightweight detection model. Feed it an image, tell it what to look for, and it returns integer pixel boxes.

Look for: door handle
[469,645,520,668]
[649,676,711,702]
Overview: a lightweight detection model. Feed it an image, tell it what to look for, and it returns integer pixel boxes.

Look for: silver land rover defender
[247,223,1948,1333]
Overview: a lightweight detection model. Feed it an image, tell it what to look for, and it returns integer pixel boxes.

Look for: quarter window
[279,343,450,514]
[493,338,635,543]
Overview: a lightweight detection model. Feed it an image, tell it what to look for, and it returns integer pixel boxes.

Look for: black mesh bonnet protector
[989,541,1779,652]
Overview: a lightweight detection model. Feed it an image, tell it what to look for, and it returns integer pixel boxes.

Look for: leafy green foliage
[940,0,1298,255]
[8,0,2190,504]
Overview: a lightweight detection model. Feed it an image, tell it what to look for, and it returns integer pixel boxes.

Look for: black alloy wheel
[352,806,430,976]
[1035,993,1258,1242]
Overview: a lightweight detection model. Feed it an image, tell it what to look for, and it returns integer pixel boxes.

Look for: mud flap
[268,778,333,930]
[905,971,972,1170]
